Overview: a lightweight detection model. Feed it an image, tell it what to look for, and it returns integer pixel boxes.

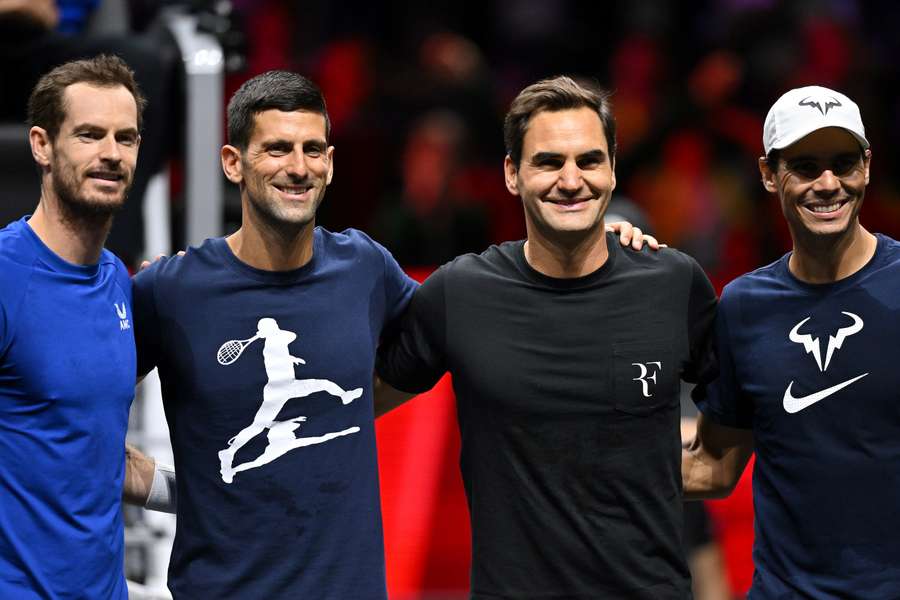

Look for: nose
[284,149,309,179]
[98,134,121,163]
[812,168,841,197]
[557,161,583,194]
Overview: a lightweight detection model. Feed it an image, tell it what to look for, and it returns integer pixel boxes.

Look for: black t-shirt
[377,234,717,599]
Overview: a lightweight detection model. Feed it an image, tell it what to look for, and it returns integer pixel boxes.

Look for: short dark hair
[227,71,331,150]
[27,54,146,141]
[503,75,616,167]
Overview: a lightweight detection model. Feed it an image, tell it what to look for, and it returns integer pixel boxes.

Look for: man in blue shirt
[132,71,418,599]
[684,86,900,598]
[0,55,157,600]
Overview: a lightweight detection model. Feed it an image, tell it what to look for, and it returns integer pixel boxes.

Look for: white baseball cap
[763,85,869,155]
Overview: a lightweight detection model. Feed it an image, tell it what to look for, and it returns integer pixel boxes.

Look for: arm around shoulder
[682,412,754,500]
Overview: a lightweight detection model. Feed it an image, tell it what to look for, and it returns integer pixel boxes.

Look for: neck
[524,223,609,278]
[227,210,315,271]
[28,189,112,265]
[788,223,877,284]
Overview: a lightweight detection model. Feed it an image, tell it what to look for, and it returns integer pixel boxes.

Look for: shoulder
[438,240,521,280]
[132,237,224,292]
[0,220,38,303]
[321,227,394,261]
[719,257,784,305]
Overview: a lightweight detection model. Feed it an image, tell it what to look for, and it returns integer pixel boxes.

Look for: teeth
[809,202,841,213]
[277,186,307,194]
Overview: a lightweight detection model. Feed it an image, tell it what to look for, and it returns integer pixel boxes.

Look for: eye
[788,160,820,178]
[832,156,859,176]
[577,156,602,169]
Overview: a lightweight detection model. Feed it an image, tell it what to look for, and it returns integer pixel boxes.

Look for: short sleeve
[682,256,718,385]
[691,285,754,429]
[376,266,448,394]
[377,241,418,325]
[132,264,163,378]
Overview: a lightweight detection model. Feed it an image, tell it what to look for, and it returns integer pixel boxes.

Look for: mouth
[546,197,593,211]
[802,198,850,218]
[272,183,313,199]
[87,171,124,184]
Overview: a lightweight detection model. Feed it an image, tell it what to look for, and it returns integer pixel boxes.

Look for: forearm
[123,443,156,505]
[124,444,178,513]
[682,417,754,500]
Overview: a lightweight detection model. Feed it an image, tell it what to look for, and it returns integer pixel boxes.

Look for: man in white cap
[682,85,900,597]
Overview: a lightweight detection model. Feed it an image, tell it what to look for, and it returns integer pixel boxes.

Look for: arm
[374,374,416,417]
[123,443,156,505]
[0,0,58,29]
[682,412,753,499]
[123,444,177,513]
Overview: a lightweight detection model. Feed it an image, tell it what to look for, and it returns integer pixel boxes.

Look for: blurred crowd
[225,0,900,292]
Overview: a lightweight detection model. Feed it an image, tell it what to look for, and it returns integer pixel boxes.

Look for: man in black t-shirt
[377,76,717,599]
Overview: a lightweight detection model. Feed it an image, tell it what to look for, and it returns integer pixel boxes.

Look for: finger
[139,260,151,271]
[630,227,644,250]
[643,234,660,250]
[177,250,186,257]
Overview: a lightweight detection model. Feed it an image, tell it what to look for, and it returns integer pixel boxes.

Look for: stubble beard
[51,158,129,230]
[246,182,323,240]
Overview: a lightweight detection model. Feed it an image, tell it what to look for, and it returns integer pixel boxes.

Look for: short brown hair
[227,70,330,150]
[27,54,147,141]
[503,75,616,167]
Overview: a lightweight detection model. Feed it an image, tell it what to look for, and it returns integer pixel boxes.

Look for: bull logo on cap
[798,95,842,116]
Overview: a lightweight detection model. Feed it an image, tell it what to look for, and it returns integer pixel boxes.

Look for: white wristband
[144,462,177,514]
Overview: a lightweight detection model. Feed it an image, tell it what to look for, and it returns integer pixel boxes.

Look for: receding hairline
[56,81,140,130]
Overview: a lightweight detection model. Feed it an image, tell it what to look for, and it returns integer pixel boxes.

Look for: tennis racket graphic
[216,335,260,365]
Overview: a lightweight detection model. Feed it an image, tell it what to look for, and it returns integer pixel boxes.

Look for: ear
[221,145,243,184]
[504,155,519,196]
[862,148,871,185]
[610,158,617,193]
[325,145,335,186]
[758,156,778,193]
[29,126,52,169]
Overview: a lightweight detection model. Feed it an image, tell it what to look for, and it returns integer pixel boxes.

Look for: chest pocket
[612,338,678,416]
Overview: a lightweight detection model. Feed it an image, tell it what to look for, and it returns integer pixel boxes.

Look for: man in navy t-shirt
[684,86,900,598]
[132,71,417,599]
[0,55,157,599]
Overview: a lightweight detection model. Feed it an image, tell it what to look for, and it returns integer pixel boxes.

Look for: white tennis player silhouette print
[216,317,363,484]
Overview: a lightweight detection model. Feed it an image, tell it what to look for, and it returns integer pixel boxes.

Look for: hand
[606,221,666,251]
[139,250,186,271]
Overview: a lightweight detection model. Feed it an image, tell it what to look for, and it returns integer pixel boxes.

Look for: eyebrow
[72,123,139,137]
[784,150,861,162]
[259,138,327,150]
[530,149,607,163]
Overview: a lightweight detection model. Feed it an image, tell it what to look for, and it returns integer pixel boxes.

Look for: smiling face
[505,107,616,245]
[223,108,334,233]
[760,127,870,242]
[43,82,140,216]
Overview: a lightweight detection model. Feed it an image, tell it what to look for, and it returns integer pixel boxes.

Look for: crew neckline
[511,232,619,289]
[212,228,322,285]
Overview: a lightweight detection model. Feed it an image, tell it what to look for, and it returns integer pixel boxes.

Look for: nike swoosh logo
[782,373,869,414]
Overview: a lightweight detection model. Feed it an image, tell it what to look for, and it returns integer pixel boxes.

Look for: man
[376,76,718,599]
[131,70,420,599]
[0,55,158,599]
[683,86,900,598]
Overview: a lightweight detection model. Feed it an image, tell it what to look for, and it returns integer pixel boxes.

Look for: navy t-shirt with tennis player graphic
[133,228,416,599]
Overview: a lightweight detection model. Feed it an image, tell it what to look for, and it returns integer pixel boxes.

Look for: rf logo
[632,362,662,397]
